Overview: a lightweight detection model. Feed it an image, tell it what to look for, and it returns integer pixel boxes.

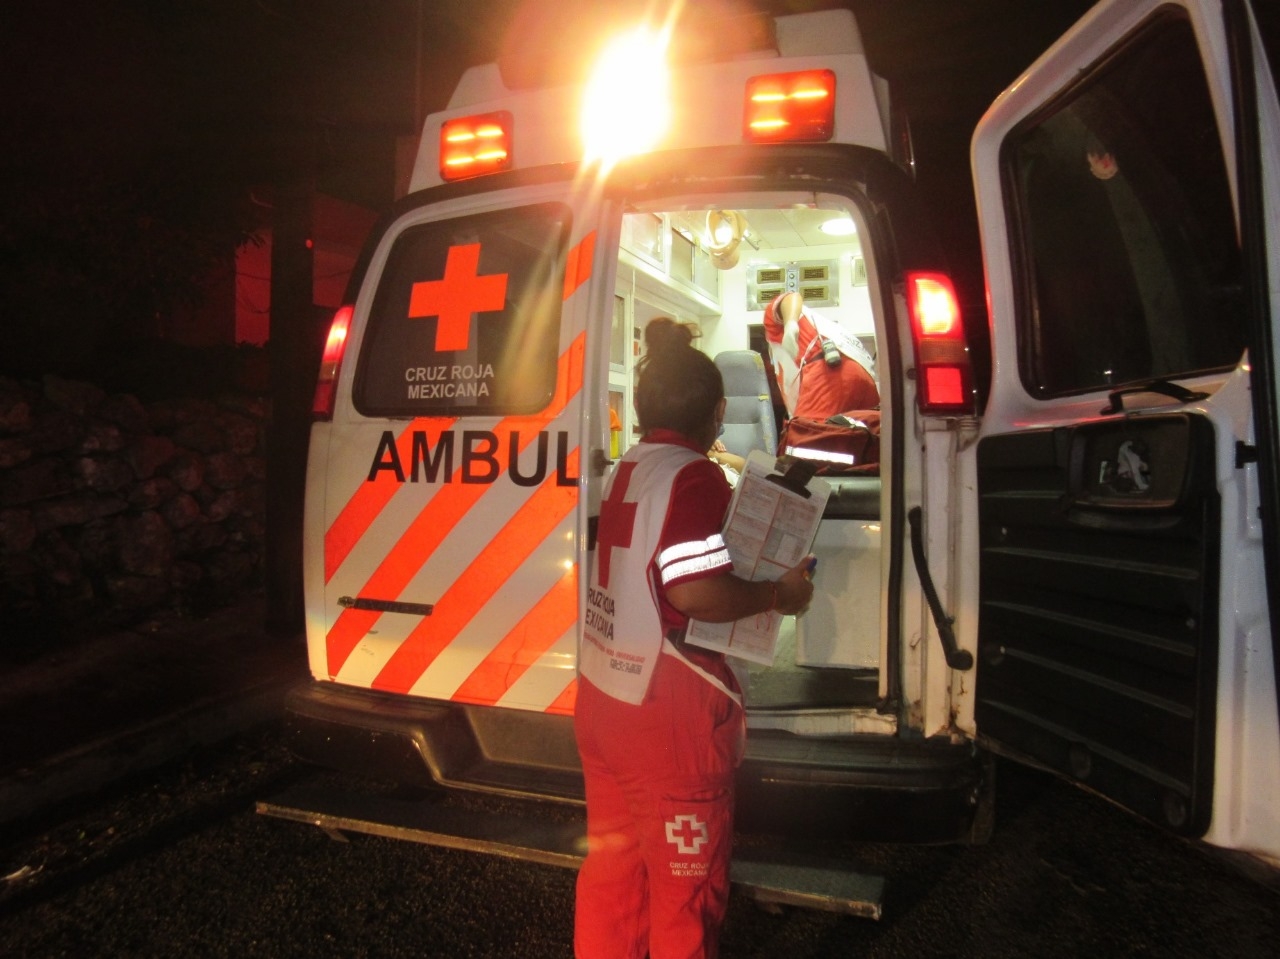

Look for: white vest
[579,442,703,704]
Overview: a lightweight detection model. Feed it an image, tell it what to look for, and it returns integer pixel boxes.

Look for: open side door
[968,0,1280,852]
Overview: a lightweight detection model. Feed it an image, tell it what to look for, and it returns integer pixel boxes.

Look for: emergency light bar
[440,111,513,182]
[905,272,974,415]
[744,69,836,143]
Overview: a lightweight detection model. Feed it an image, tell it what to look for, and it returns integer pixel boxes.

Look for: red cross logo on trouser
[408,243,508,351]
[595,460,637,589]
[665,813,709,855]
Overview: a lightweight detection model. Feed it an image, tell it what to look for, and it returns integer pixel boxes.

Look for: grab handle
[1100,379,1209,416]
[907,507,973,671]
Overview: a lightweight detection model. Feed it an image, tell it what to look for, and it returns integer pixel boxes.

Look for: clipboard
[685,450,829,664]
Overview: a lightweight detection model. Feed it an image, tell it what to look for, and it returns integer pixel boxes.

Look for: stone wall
[0,375,268,653]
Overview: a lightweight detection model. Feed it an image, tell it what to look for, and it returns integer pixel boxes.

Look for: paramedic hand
[772,554,816,615]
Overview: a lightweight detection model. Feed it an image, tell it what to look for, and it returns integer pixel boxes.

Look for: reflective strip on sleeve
[658,535,732,585]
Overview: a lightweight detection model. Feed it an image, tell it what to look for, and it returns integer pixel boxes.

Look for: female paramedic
[575,318,815,959]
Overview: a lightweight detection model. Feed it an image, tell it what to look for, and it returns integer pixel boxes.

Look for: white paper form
[686,450,829,664]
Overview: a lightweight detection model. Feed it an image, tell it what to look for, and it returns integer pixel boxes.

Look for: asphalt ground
[0,593,305,827]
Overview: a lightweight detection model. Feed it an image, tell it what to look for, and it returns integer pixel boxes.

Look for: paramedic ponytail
[635,318,724,441]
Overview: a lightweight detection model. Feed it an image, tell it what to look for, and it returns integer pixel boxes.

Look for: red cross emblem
[408,243,508,351]
[665,814,709,855]
[596,461,638,590]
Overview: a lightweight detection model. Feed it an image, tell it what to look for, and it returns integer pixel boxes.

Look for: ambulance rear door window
[354,203,570,417]
[1005,14,1244,398]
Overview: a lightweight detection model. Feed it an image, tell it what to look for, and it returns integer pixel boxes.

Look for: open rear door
[311,186,603,716]
[968,0,1280,851]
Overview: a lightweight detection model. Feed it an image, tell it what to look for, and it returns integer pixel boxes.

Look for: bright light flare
[582,28,671,168]
[909,274,960,336]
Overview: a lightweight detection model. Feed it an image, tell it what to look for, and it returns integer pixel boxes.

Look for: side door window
[1007,13,1245,397]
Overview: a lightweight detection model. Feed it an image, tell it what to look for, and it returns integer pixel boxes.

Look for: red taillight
[312,305,353,421]
[744,69,835,143]
[906,272,974,414]
[440,111,513,181]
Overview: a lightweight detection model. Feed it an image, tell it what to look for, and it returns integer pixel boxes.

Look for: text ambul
[368,429,578,486]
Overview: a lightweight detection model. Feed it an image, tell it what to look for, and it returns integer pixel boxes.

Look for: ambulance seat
[715,350,777,459]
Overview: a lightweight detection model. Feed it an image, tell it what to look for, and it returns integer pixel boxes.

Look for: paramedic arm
[708,441,746,472]
[666,557,814,621]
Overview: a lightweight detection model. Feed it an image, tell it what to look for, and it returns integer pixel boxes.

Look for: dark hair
[635,318,723,439]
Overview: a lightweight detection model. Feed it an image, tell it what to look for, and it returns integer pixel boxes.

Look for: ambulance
[274,0,1280,885]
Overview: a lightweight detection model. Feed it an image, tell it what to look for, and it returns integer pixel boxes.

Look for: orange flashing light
[440,111,513,181]
[744,69,835,143]
[905,272,974,414]
[313,305,353,420]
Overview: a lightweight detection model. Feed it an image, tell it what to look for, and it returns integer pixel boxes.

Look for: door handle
[591,448,614,476]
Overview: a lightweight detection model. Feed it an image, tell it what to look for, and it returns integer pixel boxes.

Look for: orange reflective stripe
[324,334,585,678]
[546,677,578,716]
[328,230,592,587]
[325,477,490,676]
[324,418,456,583]
[450,564,577,706]
[371,448,581,693]
[562,231,595,301]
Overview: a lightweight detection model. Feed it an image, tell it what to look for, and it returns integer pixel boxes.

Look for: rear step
[256,783,884,919]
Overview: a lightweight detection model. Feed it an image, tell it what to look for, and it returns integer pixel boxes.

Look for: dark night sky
[0,0,1099,369]
[4,0,1099,201]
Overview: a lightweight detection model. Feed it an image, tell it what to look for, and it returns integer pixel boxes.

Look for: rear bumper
[282,680,584,802]
[284,679,986,843]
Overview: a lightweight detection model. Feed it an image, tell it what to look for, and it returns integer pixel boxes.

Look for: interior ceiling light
[706,210,746,270]
[819,216,856,237]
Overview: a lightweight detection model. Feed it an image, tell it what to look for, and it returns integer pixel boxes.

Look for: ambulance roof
[409,8,890,193]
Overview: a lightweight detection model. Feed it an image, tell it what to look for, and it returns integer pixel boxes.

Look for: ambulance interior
[606,195,885,721]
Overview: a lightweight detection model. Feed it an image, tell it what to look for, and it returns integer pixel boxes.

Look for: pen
[803,556,817,580]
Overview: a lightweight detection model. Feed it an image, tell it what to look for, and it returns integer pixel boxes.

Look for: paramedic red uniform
[763,294,879,420]
[575,429,743,959]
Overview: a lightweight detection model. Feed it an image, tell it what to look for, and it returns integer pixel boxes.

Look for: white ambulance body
[286,0,1280,868]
